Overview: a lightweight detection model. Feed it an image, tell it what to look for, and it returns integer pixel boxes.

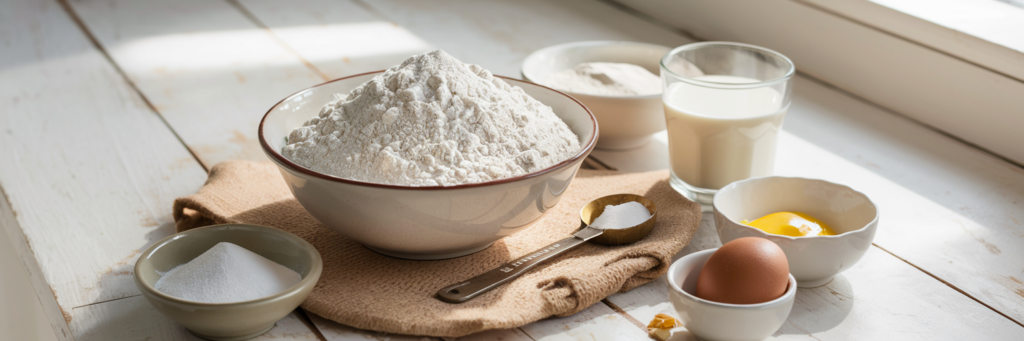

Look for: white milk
[663,75,787,190]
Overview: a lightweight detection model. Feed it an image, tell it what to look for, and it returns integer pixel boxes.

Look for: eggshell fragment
[695,237,789,304]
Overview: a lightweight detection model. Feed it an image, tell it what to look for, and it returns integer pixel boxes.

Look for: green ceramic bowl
[134,224,323,340]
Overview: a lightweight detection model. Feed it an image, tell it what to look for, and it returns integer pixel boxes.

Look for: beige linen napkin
[172,160,701,337]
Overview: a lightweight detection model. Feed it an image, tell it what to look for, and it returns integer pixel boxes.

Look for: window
[615,0,1024,164]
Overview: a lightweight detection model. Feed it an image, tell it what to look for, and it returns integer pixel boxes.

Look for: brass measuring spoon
[437,194,657,303]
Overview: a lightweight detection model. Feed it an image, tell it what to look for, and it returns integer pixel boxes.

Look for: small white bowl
[668,248,797,341]
[522,41,670,150]
[713,176,879,287]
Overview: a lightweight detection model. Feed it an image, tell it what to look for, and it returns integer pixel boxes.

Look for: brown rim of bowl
[257,71,599,190]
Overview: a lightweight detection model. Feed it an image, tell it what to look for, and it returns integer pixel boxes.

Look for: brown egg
[695,237,789,304]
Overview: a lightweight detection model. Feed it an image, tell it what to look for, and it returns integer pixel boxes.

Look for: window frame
[615,0,1024,165]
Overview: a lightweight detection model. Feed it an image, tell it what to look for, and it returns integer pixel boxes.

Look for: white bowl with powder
[260,69,597,260]
[135,224,322,340]
[523,41,672,150]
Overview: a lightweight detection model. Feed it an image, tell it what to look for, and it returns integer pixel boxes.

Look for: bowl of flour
[259,50,597,260]
[523,41,678,150]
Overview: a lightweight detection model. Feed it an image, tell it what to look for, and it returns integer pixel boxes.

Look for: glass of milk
[660,42,795,208]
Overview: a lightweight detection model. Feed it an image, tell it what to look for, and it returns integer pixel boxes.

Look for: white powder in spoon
[282,50,581,186]
[589,201,652,230]
[154,242,302,303]
[544,62,661,96]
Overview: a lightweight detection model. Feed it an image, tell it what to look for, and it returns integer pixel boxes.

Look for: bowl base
[595,135,651,150]
[188,324,274,341]
[796,276,834,288]
[365,242,496,260]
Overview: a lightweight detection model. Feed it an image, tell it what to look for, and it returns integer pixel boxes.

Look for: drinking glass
[660,42,795,209]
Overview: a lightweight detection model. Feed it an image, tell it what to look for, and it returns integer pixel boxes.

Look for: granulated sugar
[282,50,581,186]
[154,242,301,303]
[589,201,651,230]
[544,62,661,96]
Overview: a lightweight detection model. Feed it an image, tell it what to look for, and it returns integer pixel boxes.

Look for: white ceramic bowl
[259,71,597,260]
[713,176,879,287]
[522,41,670,150]
[668,248,797,341]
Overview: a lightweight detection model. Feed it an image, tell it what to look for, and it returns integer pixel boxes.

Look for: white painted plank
[69,296,319,341]
[236,0,434,79]
[0,0,322,339]
[0,0,212,330]
[66,0,327,167]
[519,303,648,341]
[360,0,693,77]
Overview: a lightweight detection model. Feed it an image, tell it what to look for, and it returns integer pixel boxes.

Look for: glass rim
[660,41,796,89]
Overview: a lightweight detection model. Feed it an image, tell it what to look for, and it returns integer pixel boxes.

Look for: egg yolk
[741,212,836,237]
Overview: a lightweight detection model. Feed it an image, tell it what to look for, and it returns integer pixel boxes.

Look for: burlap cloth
[172,160,701,337]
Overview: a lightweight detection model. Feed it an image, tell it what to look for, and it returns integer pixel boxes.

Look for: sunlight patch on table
[108,23,432,77]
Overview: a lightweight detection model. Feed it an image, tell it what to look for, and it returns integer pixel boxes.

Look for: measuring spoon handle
[436,236,587,303]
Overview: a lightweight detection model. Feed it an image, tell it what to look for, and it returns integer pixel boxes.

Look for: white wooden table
[2,0,1023,340]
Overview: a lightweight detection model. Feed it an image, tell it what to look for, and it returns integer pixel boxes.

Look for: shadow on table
[774,274,855,336]
[784,77,1024,243]
[84,219,178,308]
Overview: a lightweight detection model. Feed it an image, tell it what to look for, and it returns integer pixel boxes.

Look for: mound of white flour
[282,50,581,186]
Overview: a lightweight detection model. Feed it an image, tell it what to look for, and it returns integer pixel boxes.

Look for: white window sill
[615,0,1024,165]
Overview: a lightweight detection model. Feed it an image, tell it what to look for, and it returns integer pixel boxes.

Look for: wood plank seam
[225,0,332,82]
[293,309,330,341]
[68,294,140,310]
[784,320,823,341]
[872,243,1024,328]
[601,299,647,331]
[55,0,211,173]
[349,0,395,25]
